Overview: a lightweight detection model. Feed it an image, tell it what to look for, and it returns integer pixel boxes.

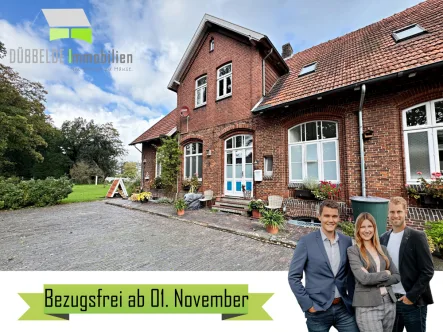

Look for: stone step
[214,201,250,210]
[219,197,251,206]
[212,206,249,216]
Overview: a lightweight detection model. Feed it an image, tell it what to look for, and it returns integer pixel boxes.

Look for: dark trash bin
[350,196,389,237]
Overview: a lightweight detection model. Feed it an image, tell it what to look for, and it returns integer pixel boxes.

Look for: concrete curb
[105,201,297,249]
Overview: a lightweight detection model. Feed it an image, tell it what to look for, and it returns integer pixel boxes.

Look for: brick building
[131,0,443,228]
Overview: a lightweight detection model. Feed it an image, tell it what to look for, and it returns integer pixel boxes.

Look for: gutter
[254,59,443,113]
[358,84,367,197]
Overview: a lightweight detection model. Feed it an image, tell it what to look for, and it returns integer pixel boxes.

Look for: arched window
[403,99,443,182]
[288,121,339,182]
[184,142,203,179]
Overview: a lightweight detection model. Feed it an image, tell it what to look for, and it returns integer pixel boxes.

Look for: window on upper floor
[209,38,214,52]
[392,24,426,42]
[217,63,232,100]
[184,142,203,180]
[403,99,443,183]
[195,75,207,108]
[299,62,317,77]
[288,121,339,182]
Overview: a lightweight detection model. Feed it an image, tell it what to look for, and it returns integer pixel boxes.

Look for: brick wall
[141,29,443,229]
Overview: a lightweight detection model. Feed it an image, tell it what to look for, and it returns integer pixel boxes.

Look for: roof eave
[254,60,443,113]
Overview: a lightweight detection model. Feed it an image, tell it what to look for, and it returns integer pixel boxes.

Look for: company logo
[42,9,92,43]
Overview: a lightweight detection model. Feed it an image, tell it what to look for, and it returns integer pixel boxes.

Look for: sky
[0,0,424,162]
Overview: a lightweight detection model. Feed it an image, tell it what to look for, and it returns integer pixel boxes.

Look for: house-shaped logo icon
[42,9,92,44]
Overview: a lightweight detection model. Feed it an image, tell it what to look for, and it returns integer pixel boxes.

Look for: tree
[69,161,104,184]
[0,41,52,177]
[61,118,126,178]
[156,137,182,194]
[122,162,137,179]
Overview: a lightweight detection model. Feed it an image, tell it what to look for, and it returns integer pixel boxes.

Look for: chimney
[282,43,293,58]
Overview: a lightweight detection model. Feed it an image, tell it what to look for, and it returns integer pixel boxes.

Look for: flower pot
[177,209,185,216]
[252,209,262,219]
[295,189,316,200]
[215,196,221,202]
[266,225,279,234]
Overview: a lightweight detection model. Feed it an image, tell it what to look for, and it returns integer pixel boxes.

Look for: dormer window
[392,24,426,42]
[195,75,207,108]
[299,62,317,77]
[209,38,214,52]
[217,63,232,100]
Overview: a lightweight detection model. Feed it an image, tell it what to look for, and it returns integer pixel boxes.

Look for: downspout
[262,49,273,96]
[358,84,367,197]
[134,144,143,190]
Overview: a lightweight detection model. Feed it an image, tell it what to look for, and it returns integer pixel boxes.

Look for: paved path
[0,202,294,271]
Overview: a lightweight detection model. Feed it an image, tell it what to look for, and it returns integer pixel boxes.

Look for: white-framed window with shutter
[288,121,339,183]
[403,99,443,183]
[195,75,207,108]
[216,63,232,100]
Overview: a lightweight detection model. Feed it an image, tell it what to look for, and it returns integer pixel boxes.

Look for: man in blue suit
[288,200,358,332]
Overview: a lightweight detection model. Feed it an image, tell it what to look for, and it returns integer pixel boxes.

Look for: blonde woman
[347,212,400,332]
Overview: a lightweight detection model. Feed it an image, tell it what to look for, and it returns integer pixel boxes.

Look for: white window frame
[403,99,443,183]
[195,75,207,108]
[288,121,340,183]
[184,142,203,180]
[216,63,232,100]
[155,152,162,177]
[209,38,214,52]
[264,156,273,177]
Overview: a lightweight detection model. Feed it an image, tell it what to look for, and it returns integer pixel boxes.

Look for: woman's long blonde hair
[355,212,390,269]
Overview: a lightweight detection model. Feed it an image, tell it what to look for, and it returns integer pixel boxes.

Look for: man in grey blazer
[288,200,358,332]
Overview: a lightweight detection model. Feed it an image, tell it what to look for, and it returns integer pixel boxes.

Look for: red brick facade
[136,9,443,228]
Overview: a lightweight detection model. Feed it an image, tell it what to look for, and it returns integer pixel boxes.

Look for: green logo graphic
[42,9,92,44]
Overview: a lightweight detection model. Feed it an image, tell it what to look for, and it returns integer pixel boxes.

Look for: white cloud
[0,19,162,162]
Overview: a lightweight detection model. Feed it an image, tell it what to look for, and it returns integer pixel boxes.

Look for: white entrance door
[225,135,253,197]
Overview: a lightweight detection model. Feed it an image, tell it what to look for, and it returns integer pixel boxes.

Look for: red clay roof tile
[130,109,178,145]
[260,0,443,109]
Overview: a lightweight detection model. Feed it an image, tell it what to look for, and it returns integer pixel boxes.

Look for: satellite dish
[180,106,190,117]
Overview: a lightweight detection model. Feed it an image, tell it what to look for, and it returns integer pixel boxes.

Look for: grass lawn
[61,184,109,204]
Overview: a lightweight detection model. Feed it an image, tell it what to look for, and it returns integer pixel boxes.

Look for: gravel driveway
[0,201,294,271]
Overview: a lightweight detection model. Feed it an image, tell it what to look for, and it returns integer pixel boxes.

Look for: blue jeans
[305,302,359,332]
[393,301,427,332]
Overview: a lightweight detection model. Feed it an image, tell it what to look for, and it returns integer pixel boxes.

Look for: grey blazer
[347,245,400,307]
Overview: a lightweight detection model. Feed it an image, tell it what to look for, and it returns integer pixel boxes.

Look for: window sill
[263,175,273,180]
[194,104,207,111]
[216,95,232,103]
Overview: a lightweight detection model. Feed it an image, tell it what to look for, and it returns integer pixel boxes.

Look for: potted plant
[174,198,187,216]
[248,199,265,219]
[295,178,317,199]
[259,209,286,234]
[424,220,443,258]
[311,181,341,200]
[138,191,152,203]
[408,171,443,207]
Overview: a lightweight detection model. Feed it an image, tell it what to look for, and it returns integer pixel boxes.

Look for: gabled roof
[168,14,289,92]
[130,109,178,145]
[257,0,443,111]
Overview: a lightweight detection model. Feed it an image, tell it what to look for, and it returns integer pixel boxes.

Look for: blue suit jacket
[288,230,355,314]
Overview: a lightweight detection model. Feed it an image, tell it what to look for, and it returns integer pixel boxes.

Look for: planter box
[420,194,443,208]
[295,189,316,200]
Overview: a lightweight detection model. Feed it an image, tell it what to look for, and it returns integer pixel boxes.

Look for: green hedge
[0,177,73,210]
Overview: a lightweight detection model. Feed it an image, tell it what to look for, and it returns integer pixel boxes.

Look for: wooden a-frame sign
[106,178,128,198]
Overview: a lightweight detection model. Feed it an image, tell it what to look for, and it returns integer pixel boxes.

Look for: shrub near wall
[0,177,73,210]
